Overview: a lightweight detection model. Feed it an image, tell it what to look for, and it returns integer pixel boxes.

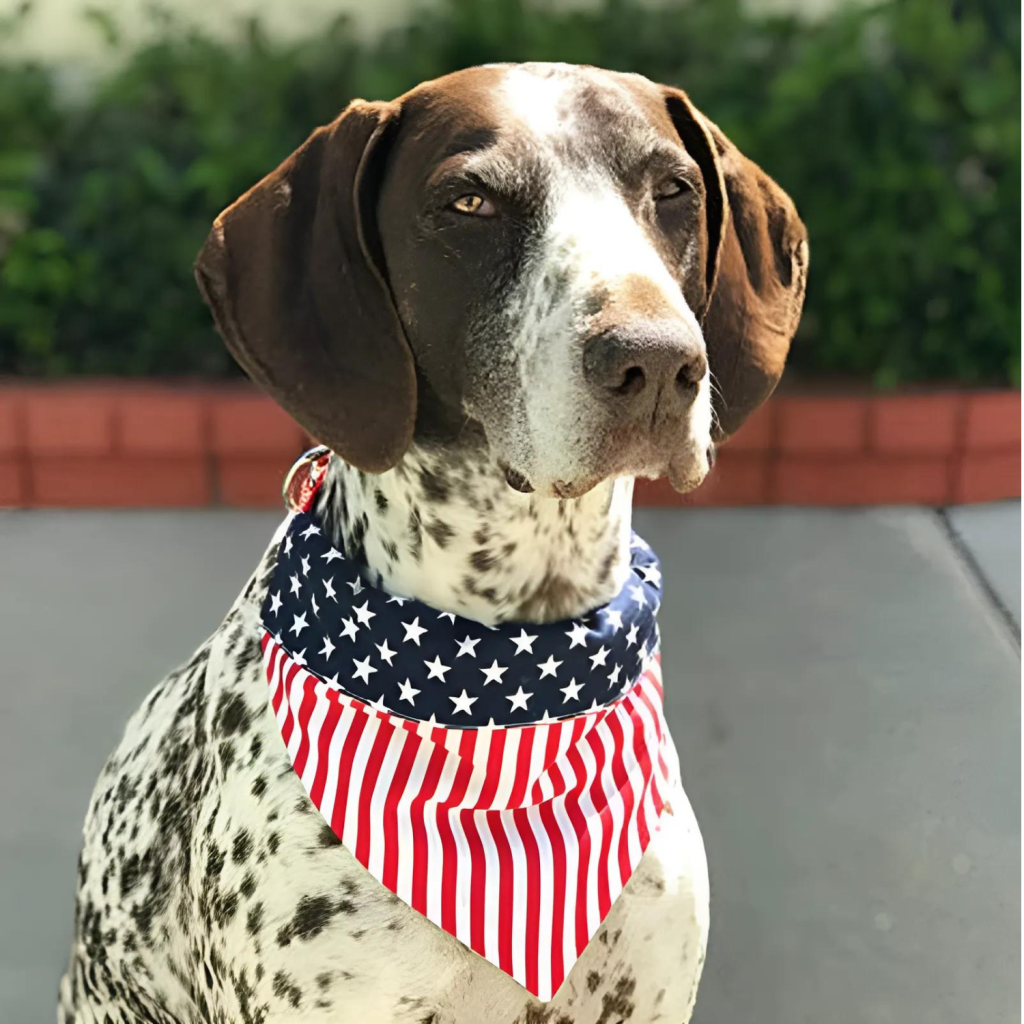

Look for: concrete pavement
[0,503,1018,1023]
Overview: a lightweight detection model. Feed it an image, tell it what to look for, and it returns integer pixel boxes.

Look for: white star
[290,612,309,636]
[347,578,364,596]
[455,636,481,658]
[537,654,563,679]
[300,554,311,577]
[375,640,396,666]
[510,629,538,655]
[289,573,301,596]
[310,593,320,617]
[589,646,610,669]
[631,535,651,550]
[323,577,337,601]
[586,698,601,713]
[541,709,554,723]
[301,522,321,539]
[283,534,293,555]
[449,689,477,716]
[424,655,451,682]
[321,547,344,563]
[293,648,307,667]
[268,592,282,615]
[629,584,647,608]
[402,617,428,646]
[625,624,639,647]
[397,678,420,705]
[506,686,532,711]
[637,640,649,664]
[352,657,377,684]
[480,660,508,685]
[353,601,376,627]
[607,663,622,688]
[319,634,336,659]
[603,608,624,632]
[324,672,339,687]
[368,694,388,714]
[561,677,585,703]
[339,617,359,641]
[437,611,457,624]
[386,595,408,606]
[565,622,590,648]
[638,564,662,586]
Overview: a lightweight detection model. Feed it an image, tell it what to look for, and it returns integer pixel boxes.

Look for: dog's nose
[583,325,708,401]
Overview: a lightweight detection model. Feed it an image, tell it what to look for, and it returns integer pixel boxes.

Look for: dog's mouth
[498,443,716,500]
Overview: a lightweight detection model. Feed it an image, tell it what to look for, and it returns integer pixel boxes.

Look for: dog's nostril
[676,352,708,390]
[615,366,646,397]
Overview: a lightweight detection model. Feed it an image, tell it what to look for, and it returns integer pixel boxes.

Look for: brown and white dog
[61,64,806,1023]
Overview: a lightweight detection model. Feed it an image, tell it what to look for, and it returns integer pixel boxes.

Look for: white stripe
[592,716,626,903]
[317,702,353,827]
[452,728,490,941]
[365,725,408,879]
[299,683,331,791]
[502,798,529,989]
[491,725,523,810]
[615,695,644,873]
[285,669,309,759]
[423,744,461,926]
[576,730,604,941]
[393,728,434,905]
[341,708,383,852]
[477,806,503,965]
[527,800,554,1000]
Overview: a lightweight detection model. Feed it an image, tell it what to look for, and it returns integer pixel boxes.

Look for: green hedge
[0,0,1019,385]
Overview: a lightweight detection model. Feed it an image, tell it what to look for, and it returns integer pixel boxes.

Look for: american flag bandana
[261,449,680,1001]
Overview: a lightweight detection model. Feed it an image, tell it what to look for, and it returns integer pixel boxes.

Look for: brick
[0,456,26,506]
[0,392,23,455]
[31,456,209,507]
[25,388,114,456]
[952,452,1021,504]
[870,393,960,456]
[723,400,777,453]
[117,390,205,455]
[773,456,951,506]
[963,390,1021,452]
[210,394,304,456]
[777,396,868,454]
[217,456,292,507]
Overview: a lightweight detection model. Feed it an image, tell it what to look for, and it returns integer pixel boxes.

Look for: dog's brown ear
[665,89,809,439]
[195,100,414,472]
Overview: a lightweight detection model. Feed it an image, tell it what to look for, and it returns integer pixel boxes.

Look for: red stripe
[563,722,597,957]
[290,678,319,778]
[268,645,286,715]
[380,730,419,892]
[626,694,653,851]
[462,728,506,956]
[354,715,397,866]
[408,738,448,916]
[329,706,368,839]
[512,802,542,997]
[585,722,614,921]
[488,807,516,975]
[437,730,478,935]
[604,710,634,888]
[278,661,304,746]
[507,726,536,809]
[309,692,344,808]
[536,724,568,992]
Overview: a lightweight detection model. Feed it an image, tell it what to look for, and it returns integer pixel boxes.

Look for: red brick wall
[1,382,1019,508]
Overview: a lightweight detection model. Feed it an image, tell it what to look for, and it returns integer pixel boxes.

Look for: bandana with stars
[258,450,679,1001]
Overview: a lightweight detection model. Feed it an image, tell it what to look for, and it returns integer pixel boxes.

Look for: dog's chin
[499,442,714,500]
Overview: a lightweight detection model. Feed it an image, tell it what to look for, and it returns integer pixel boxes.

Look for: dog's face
[196,64,808,497]
[379,66,714,498]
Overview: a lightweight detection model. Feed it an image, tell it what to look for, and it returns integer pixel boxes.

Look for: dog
[60,63,806,1024]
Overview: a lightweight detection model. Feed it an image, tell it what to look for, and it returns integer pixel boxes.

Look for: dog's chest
[73,547,708,1023]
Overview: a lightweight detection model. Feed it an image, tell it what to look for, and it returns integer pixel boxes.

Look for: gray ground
[0,503,1019,1024]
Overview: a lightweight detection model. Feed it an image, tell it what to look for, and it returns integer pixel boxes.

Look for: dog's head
[196,63,807,499]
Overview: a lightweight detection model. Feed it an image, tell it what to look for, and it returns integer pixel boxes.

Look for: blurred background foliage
[0,0,1019,385]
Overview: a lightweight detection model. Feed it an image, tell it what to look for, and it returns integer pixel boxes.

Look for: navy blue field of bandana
[261,511,663,729]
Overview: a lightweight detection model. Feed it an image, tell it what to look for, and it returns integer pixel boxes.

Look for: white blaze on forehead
[499,67,574,139]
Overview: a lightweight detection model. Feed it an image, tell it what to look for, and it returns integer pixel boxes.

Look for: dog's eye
[655,179,690,200]
[450,194,496,217]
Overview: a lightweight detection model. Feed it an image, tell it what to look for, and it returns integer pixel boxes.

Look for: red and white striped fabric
[261,630,679,1002]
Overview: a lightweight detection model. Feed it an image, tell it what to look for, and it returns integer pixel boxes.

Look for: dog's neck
[316,445,634,626]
